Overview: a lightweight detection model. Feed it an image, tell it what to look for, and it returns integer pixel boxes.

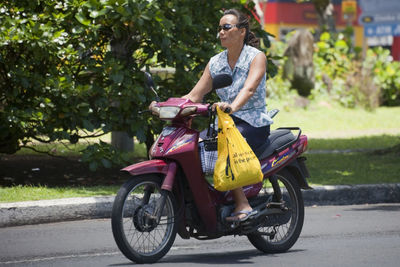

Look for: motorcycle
[111,73,312,264]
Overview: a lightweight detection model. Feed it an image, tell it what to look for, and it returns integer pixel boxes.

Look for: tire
[111,174,178,263]
[247,168,304,253]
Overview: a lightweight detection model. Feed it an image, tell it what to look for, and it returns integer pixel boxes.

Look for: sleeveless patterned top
[208,45,273,127]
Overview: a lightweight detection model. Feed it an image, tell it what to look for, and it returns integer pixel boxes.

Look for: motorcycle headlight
[180,106,197,117]
[159,106,197,119]
[159,106,180,119]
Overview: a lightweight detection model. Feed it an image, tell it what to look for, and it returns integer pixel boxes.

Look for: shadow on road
[108,249,305,266]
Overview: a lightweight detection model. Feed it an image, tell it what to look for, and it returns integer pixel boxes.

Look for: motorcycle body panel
[150,125,219,232]
[122,159,169,176]
[260,135,310,188]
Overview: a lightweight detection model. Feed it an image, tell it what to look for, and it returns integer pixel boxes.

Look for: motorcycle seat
[254,129,296,159]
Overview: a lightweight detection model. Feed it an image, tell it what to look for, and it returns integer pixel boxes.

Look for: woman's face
[218,14,245,48]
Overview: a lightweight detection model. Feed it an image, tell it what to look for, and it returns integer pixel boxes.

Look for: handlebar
[224,107,231,113]
[149,98,232,121]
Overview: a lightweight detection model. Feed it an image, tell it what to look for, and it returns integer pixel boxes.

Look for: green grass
[269,100,400,138]
[306,152,400,186]
[308,135,400,151]
[0,185,120,203]
[17,140,148,158]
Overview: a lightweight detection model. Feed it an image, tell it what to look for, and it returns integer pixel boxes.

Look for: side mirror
[268,109,280,118]
[144,72,160,101]
[144,72,155,89]
[212,74,232,90]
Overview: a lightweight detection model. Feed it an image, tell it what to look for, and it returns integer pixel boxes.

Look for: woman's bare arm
[182,63,213,103]
[215,52,266,113]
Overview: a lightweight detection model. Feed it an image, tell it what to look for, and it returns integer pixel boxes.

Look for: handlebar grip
[224,107,231,113]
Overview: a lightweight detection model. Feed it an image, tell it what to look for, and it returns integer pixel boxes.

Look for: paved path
[1,204,400,266]
[1,183,399,227]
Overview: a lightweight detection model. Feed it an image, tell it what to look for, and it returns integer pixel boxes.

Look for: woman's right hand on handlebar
[212,102,232,114]
[149,101,158,115]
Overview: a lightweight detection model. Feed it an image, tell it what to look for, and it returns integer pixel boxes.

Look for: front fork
[144,162,177,222]
[140,185,169,224]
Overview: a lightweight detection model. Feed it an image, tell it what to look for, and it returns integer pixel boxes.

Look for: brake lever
[207,104,231,114]
[138,110,151,115]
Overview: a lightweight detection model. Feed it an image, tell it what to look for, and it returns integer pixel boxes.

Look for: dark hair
[223,9,260,48]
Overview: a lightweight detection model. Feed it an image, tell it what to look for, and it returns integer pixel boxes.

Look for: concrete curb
[303,183,400,206]
[1,184,400,228]
[0,196,114,228]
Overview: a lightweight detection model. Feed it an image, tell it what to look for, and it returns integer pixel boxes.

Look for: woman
[183,9,273,222]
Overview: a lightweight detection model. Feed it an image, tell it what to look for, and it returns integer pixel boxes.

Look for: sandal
[225,209,257,222]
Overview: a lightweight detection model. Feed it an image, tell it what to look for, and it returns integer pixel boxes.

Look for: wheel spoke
[112,177,176,261]
[251,172,303,248]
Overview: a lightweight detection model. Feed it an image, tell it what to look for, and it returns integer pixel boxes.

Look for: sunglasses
[217,24,240,32]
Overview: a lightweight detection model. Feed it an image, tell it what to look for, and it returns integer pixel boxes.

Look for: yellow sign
[342,0,357,21]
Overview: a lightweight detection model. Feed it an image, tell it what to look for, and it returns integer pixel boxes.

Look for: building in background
[256,0,400,60]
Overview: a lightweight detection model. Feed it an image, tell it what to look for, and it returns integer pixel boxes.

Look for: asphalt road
[1,204,400,267]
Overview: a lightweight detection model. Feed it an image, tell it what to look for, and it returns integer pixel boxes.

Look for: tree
[297,0,335,38]
[0,0,272,170]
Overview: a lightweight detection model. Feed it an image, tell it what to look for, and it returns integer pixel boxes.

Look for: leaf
[320,32,330,42]
[110,73,124,84]
[75,13,91,26]
[101,158,112,168]
[89,162,98,171]
[90,8,108,18]
[83,119,94,131]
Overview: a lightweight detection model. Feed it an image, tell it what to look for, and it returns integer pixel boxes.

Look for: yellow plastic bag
[213,107,263,191]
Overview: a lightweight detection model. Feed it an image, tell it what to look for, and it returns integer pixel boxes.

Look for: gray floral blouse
[208,45,273,127]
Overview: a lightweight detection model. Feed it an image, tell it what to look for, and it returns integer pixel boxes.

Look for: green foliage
[0,0,273,170]
[367,48,400,106]
[313,32,400,109]
[267,30,400,110]
[81,141,131,171]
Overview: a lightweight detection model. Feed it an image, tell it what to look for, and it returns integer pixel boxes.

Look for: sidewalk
[1,183,399,228]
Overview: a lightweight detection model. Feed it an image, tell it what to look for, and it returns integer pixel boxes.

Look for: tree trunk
[110,28,136,152]
[312,0,335,40]
[111,131,134,152]
[283,29,315,97]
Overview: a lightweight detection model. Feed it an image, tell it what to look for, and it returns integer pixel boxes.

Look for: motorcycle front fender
[121,159,177,191]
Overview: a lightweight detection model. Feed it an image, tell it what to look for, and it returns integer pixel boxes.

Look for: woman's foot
[225,202,254,222]
[226,188,254,222]
[225,209,256,222]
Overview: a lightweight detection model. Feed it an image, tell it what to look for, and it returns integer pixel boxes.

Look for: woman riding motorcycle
[182,9,273,222]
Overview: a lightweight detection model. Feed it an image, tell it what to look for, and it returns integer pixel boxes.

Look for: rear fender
[286,157,312,189]
[121,160,177,191]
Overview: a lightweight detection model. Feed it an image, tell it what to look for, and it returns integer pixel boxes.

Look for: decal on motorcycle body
[261,150,296,173]
[151,127,177,156]
[165,134,195,154]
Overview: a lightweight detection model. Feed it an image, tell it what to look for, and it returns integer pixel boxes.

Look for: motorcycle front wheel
[247,168,304,253]
[111,174,178,264]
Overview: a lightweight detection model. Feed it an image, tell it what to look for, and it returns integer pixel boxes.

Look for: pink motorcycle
[111,73,311,264]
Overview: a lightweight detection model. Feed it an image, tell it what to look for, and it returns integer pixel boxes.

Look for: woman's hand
[148,101,157,110]
[148,101,158,114]
[212,102,233,114]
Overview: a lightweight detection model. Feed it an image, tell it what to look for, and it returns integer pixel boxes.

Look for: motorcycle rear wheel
[247,168,304,253]
[111,174,178,264]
